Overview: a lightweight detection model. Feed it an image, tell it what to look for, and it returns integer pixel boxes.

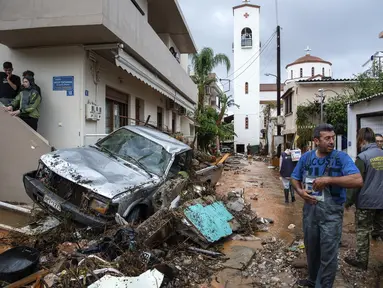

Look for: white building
[0,0,197,149]
[347,92,383,160]
[205,73,224,113]
[232,0,261,153]
[285,47,332,84]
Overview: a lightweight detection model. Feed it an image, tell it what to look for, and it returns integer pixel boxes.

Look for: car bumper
[23,172,107,228]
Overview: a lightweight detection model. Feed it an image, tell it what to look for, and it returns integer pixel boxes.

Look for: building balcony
[241,39,252,48]
[0,0,197,105]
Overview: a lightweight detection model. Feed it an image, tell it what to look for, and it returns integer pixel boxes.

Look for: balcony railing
[241,39,252,48]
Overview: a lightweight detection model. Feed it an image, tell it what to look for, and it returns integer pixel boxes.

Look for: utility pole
[318,89,325,123]
[276,25,281,136]
[276,25,281,157]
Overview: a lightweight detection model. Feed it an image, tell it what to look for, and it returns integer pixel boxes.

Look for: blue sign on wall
[66,90,74,96]
[53,76,74,91]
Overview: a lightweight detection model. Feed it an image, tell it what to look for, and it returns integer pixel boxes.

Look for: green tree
[190,47,231,112]
[216,93,238,125]
[195,106,236,152]
[325,69,383,134]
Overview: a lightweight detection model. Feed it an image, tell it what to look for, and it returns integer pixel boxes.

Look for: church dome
[286,54,332,69]
[285,47,333,83]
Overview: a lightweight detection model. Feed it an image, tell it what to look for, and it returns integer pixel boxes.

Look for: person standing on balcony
[345,128,383,269]
[3,75,41,131]
[0,62,21,106]
[22,70,41,98]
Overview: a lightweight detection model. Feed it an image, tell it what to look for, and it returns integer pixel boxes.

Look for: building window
[241,27,252,47]
[285,95,292,114]
[322,67,325,76]
[245,116,249,129]
[263,116,267,128]
[105,98,129,134]
[291,70,293,79]
[245,82,249,94]
[311,67,315,76]
[300,68,303,78]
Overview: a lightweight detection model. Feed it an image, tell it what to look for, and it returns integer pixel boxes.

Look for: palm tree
[190,47,231,111]
[216,93,239,125]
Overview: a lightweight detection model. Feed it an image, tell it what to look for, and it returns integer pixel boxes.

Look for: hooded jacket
[10,78,41,119]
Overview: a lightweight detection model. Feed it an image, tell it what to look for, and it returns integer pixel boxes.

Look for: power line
[230,32,277,82]
[225,30,277,79]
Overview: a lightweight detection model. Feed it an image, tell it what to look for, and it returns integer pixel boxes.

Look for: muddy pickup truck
[23,126,223,228]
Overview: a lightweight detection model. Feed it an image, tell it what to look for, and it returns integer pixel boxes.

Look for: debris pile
[0,168,263,287]
[244,238,303,287]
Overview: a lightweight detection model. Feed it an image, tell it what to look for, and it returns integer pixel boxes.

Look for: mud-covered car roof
[118,126,192,155]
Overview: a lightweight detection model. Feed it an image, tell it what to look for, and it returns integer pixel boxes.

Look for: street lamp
[265,73,277,78]
[317,89,340,123]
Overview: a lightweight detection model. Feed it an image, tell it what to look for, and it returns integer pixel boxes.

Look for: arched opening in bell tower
[241,27,252,47]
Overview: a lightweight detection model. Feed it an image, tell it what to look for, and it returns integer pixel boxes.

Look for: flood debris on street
[0,150,268,287]
[1,147,382,287]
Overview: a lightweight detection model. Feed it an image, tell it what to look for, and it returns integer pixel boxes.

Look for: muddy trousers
[371,209,383,239]
[303,195,344,288]
[281,177,295,202]
[356,209,383,266]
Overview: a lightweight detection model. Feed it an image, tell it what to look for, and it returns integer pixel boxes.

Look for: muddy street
[213,157,383,288]
[0,156,383,287]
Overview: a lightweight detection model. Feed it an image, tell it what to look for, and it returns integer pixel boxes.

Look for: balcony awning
[115,48,195,111]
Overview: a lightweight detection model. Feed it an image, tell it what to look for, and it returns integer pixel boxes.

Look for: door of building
[105,87,129,134]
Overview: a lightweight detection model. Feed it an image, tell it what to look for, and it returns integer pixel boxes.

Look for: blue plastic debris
[184,201,234,243]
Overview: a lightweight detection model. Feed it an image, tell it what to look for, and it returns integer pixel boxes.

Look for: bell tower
[233,0,261,153]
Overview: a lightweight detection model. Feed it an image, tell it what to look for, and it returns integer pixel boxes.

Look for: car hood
[40,146,160,199]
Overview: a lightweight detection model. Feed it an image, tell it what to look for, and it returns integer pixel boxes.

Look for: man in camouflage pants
[345,127,383,270]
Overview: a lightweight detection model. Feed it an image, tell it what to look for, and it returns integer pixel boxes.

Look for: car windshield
[96,128,172,177]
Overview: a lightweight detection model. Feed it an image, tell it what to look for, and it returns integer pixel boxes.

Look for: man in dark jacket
[345,127,383,270]
[0,62,21,105]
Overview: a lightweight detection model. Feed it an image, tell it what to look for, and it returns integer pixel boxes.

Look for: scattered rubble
[244,238,302,287]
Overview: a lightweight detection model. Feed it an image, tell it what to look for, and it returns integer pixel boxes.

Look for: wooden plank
[5,270,49,288]
[216,153,230,165]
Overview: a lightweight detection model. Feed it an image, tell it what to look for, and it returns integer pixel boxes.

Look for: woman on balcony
[3,75,41,131]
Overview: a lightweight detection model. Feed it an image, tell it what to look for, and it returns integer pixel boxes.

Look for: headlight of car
[90,199,109,214]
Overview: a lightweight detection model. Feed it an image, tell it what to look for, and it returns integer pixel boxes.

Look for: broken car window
[96,128,172,176]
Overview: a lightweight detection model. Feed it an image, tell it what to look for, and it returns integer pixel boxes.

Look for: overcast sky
[178,0,383,87]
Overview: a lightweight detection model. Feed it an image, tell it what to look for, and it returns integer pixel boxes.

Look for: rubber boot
[290,186,296,202]
[284,189,289,203]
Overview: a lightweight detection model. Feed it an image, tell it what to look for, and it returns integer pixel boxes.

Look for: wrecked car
[23,126,223,227]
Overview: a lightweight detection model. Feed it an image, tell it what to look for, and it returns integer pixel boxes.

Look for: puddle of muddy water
[0,208,31,228]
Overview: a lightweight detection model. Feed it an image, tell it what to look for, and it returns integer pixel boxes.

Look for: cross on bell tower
[242,0,250,2]
[305,46,312,55]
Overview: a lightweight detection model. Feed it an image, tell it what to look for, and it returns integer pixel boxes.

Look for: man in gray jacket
[345,127,383,270]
